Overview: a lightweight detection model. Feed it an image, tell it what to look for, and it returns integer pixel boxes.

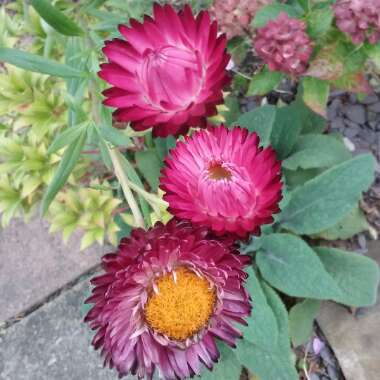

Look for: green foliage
[0,48,85,78]
[252,4,303,27]
[257,233,342,299]
[247,68,284,96]
[283,134,351,170]
[280,154,375,234]
[313,206,369,240]
[289,299,320,347]
[315,247,380,307]
[235,280,298,380]
[48,183,121,249]
[41,127,87,214]
[31,0,84,36]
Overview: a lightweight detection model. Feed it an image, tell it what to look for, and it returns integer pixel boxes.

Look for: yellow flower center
[208,161,232,181]
[144,267,216,341]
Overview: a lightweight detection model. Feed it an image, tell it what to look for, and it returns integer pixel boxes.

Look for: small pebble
[330,118,345,131]
[343,137,355,151]
[344,104,366,125]
[358,234,367,252]
[368,102,380,113]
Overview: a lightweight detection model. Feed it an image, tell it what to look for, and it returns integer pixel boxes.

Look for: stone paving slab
[318,241,380,380]
[0,278,123,380]
[0,218,109,323]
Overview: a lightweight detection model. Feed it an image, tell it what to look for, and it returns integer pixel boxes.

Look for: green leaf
[234,105,277,146]
[135,149,163,191]
[302,77,330,117]
[155,136,177,160]
[97,124,132,147]
[31,0,83,36]
[295,96,326,134]
[0,48,85,78]
[253,4,303,27]
[222,95,241,126]
[48,122,89,154]
[306,6,334,39]
[289,299,320,347]
[283,134,351,170]
[280,154,375,234]
[271,103,302,159]
[241,267,278,348]
[200,343,242,380]
[314,247,380,307]
[41,128,87,214]
[247,68,284,96]
[116,152,151,226]
[235,281,298,380]
[365,42,380,70]
[314,206,369,240]
[257,233,342,299]
[284,168,323,190]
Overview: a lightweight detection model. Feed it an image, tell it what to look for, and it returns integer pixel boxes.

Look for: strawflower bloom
[160,126,282,237]
[99,4,230,137]
[85,219,251,379]
[333,0,380,44]
[254,12,313,75]
[210,0,273,39]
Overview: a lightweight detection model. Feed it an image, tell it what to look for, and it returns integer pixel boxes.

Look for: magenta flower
[98,4,230,138]
[210,0,273,39]
[333,0,380,44]
[85,219,251,379]
[254,12,313,76]
[160,126,282,237]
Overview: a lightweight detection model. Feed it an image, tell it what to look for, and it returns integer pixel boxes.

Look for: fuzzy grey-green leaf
[257,233,342,299]
[280,154,375,234]
[314,247,380,307]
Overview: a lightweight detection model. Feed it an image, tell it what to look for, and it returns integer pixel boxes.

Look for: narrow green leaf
[31,0,84,36]
[116,152,151,226]
[257,233,342,299]
[253,4,303,27]
[289,299,320,347]
[247,68,284,96]
[42,129,87,214]
[135,149,163,191]
[280,154,375,234]
[48,122,89,154]
[0,48,85,78]
[314,247,380,307]
[98,124,132,147]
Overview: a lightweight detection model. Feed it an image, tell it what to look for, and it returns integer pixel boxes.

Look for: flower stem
[108,146,145,228]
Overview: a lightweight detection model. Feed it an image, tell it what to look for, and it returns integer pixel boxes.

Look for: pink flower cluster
[210,0,272,39]
[254,12,313,75]
[90,4,283,380]
[333,0,380,44]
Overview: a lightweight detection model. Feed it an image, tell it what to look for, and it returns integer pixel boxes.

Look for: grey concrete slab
[318,241,380,380]
[0,218,108,323]
[0,278,120,380]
